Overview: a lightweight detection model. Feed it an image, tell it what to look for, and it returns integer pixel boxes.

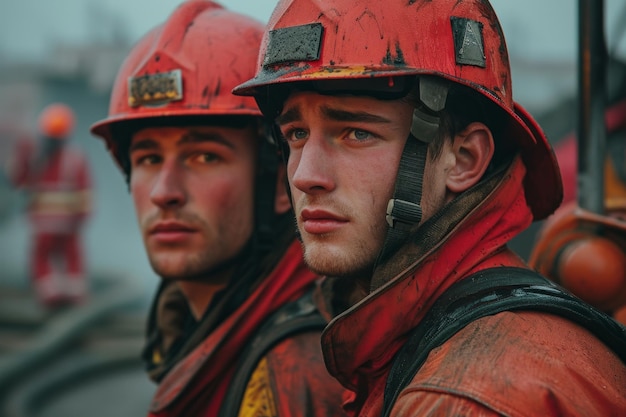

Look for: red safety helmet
[90,0,264,172]
[38,103,75,139]
[235,0,562,220]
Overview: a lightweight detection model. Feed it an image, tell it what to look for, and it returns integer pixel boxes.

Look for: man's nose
[289,137,336,195]
[150,163,187,208]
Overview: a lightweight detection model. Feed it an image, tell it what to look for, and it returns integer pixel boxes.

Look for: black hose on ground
[0,280,146,411]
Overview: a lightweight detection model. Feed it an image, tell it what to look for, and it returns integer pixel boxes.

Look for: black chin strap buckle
[386,198,423,228]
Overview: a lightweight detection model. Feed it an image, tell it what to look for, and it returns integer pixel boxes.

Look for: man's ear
[446,122,494,194]
[274,163,292,214]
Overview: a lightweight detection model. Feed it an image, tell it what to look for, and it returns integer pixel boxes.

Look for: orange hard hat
[234,0,562,220]
[38,103,75,139]
[90,0,265,172]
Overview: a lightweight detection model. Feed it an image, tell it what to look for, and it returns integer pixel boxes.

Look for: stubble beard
[149,247,215,282]
[300,221,385,282]
[142,211,227,282]
[295,195,388,281]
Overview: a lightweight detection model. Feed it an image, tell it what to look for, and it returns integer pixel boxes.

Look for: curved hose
[0,279,147,412]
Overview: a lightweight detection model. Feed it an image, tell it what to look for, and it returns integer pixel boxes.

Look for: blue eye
[354,130,370,140]
[294,129,308,140]
[348,129,372,141]
[281,128,308,143]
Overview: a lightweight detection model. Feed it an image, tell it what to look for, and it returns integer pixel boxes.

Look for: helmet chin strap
[376,77,449,266]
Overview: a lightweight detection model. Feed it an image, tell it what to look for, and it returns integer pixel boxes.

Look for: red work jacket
[320,157,626,416]
[148,242,345,417]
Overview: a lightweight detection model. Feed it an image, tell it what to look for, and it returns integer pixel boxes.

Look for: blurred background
[0,0,625,416]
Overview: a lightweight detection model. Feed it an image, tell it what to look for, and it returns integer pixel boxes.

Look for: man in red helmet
[235,0,626,415]
[90,1,343,416]
[8,103,92,307]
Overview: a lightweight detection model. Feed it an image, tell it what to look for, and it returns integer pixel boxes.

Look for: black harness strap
[218,290,326,417]
[382,267,626,417]
[379,137,426,263]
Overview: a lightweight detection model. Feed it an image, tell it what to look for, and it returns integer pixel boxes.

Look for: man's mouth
[300,208,348,234]
[148,221,198,243]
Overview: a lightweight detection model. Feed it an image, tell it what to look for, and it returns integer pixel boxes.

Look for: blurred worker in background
[90,1,344,416]
[8,102,92,308]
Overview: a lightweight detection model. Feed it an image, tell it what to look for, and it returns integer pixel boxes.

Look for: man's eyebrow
[129,138,158,153]
[276,104,393,126]
[179,131,235,149]
[129,131,236,152]
[321,105,392,124]
[276,107,301,126]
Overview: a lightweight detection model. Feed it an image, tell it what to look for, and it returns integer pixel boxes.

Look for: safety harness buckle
[386,198,423,228]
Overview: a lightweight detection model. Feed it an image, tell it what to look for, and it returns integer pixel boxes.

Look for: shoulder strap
[382,267,626,417]
[218,289,326,417]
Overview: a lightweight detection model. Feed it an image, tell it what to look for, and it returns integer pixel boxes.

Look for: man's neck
[177,269,232,320]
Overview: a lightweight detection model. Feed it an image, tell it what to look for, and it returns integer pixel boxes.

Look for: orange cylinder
[557,236,626,311]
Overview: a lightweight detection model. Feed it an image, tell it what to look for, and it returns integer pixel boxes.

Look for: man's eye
[282,128,308,142]
[194,153,220,163]
[133,154,160,166]
[348,129,372,141]
[294,129,308,140]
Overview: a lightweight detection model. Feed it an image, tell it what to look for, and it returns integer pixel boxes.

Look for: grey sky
[1,1,625,63]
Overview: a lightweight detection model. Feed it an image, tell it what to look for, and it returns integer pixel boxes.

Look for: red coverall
[10,136,92,305]
[147,242,345,417]
[318,157,626,417]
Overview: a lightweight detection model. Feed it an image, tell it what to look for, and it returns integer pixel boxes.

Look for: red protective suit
[10,136,92,306]
[318,156,626,416]
[147,242,345,417]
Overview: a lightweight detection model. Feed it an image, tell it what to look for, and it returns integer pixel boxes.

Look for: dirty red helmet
[38,103,75,139]
[90,0,265,172]
[235,0,562,220]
